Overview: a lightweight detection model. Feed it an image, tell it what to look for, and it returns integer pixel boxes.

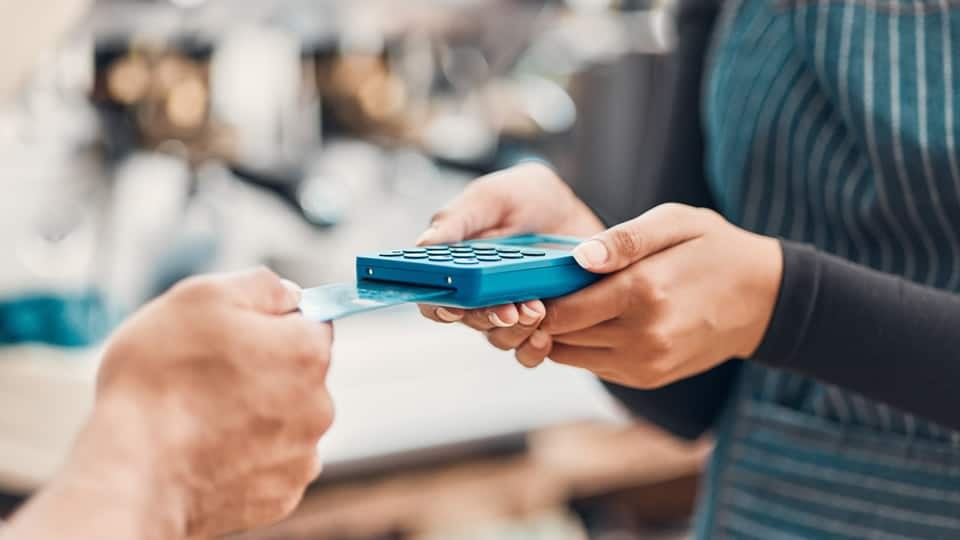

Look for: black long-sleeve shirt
[600,0,960,437]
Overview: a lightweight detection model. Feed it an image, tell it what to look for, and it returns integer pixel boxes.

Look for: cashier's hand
[416,163,604,354]
[524,204,783,388]
[64,269,333,538]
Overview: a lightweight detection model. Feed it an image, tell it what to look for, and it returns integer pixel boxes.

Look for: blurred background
[0,0,708,538]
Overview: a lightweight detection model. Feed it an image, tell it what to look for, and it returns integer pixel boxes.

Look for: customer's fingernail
[530,331,549,349]
[489,312,512,328]
[572,240,609,269]
[519,304,541,325]
[436,307,462,322]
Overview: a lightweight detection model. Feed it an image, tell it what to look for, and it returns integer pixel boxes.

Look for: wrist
[63,395,188,538]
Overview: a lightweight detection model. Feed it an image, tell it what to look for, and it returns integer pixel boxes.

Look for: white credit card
[299,281,452,322]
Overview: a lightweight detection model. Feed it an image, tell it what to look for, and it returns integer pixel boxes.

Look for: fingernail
[519,304,542,325]
[489,312,512,328]
[530,331,549,349]
[436,307,462,322]
[572,240,609,269]
[415,225,438,246]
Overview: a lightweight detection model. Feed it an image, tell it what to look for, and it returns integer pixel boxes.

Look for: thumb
[416,170,522,246]
[572,204,715,273]
[221,267,302,315]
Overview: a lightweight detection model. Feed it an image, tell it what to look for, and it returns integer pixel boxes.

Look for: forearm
[2,472,176,540]
[1,402,184,540]
[753,241,960,431]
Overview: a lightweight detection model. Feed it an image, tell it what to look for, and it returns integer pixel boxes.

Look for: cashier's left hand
[511,204,783,389]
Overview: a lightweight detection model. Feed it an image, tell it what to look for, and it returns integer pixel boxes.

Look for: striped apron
[698,0,960,537]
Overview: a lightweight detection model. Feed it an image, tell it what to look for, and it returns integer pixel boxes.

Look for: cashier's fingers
[417,304,465,324]
[420,302,526,331]
[479,303,521,329]
[460,309,497,331]
[516,300,546,326]
[515,330,552,368]
[484,301,546,350]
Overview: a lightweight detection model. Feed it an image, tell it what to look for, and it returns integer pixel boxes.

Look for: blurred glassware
[0,28,111,348]
[210,23,320,178]
[103,151,195,310]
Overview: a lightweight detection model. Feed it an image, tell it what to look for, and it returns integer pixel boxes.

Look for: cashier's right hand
[416,163,604,366]
[75,269,333,538]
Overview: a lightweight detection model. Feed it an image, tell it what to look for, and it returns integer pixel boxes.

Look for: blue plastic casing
[355,235,601,309]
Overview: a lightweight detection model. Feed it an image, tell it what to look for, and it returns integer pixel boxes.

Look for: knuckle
[251,265,279,283]
[623,268,667,310]
[304,350,332,382]
[647,283,670,310]
[486,331,514,351]
[622,269,652,302]
[466,175,500,199]
[464,310,492,330]
[170,275,225,302]
[278,492,304,518]
[271,327,330,380]
[519,161,557,182]
[654,202,688,219]
[690,206,726,229]
[644,326,674,356]
[696,206,723,223]
[291,454,323,487]
[540,308,563,334]
[260,490,306,527]
[610,227,643,259]
[303,326,333,362]
[309,392,336,437]
[253,267,288,303]
[305,453,324,482]
[518,160,551,174]
[488,328,530,351]
[290,325,326,361]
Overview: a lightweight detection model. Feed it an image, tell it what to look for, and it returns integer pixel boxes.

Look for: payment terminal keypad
[356,235,599,309]
[379,244,548,266]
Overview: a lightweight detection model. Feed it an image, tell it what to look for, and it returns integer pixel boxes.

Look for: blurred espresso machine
[88,0,677,227]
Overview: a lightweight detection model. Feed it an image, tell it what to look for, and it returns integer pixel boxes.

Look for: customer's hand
[50,268,334,539]
[518,204,783,388]
[416,163,605,347]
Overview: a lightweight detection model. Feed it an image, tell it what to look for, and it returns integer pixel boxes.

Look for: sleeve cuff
[750,240,823,367]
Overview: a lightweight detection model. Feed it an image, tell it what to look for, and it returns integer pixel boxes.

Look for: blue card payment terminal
[356,235,600,309]
[298,235,600,321]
